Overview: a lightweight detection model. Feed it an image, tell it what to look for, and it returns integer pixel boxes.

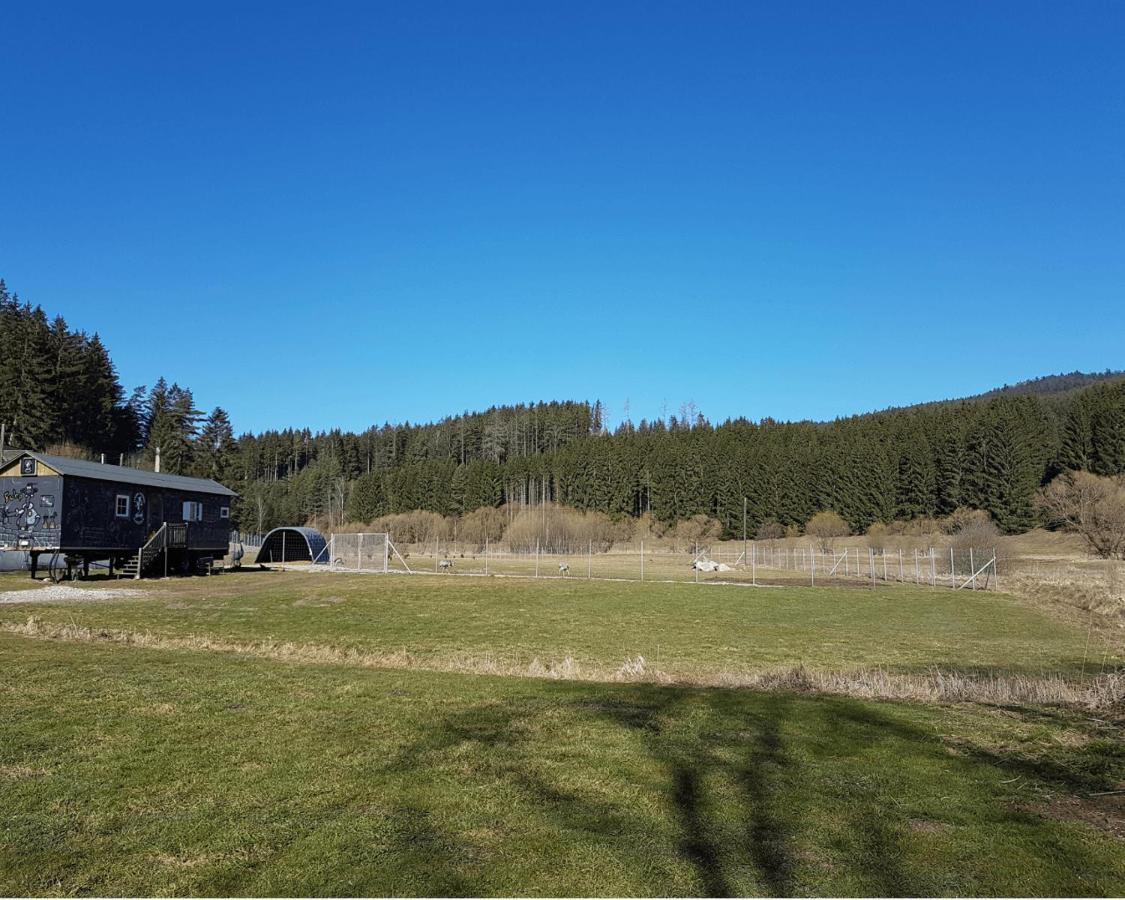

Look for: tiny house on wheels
[0,451,236,579]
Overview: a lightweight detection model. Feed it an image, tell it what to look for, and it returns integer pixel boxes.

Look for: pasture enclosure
[321,534,1002,591]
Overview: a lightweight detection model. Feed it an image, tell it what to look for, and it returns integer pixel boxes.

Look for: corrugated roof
[11,452,237,496]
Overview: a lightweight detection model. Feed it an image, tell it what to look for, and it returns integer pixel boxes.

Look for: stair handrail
[138,522,169,573]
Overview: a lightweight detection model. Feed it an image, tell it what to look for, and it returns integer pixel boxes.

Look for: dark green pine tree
[43,315,86,444]
[1090,383,1125,476]
[964,403,1038,533]
[143,378,169,451]
[194,407,237,483]
[75,334,125,451]
[148,383,200,474]
[0,281,16,435]
[895,430,936,520]
[452,458,503,513]
[8,301,54,450]
[1057,393,1095,472]
[345,472,388,521]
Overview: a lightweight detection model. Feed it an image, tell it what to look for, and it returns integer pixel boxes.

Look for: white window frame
[219,506,230,520]
[115,494,131,518]
[183,500,204,522]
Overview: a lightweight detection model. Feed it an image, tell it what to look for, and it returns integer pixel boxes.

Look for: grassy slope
[1,571,1118,678]
[2,632,1123,897]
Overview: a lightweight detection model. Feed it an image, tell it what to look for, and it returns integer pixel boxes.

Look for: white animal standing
[438,559,454,572]
[559,563,570,576]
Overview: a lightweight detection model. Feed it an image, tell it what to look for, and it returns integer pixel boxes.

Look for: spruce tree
[194,407,236,483]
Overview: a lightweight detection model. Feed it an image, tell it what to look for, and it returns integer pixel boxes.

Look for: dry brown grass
[6,617,1121,711]
[0,763,51,780]
[1004,563,1125,619]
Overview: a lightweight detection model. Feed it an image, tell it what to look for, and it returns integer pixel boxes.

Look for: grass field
[1,570,1123,895]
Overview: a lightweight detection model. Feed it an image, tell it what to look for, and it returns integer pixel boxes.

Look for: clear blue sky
[2,1,1122,434]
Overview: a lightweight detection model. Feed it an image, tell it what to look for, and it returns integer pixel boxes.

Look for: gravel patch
[0,584,146,604]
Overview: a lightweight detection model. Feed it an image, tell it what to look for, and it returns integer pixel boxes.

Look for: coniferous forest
[2,278,1124,537]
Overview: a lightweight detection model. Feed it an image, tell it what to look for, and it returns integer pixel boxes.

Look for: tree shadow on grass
[584,688,798,896]
[376,683,1124,896]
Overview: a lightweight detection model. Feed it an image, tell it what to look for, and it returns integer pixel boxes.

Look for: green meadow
[1,571,1122,895]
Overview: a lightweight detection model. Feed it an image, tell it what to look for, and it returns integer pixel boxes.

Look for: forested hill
[2,278,1124,537]
[873,370,1124,415]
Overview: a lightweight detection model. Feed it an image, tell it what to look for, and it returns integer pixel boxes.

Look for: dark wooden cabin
[0,451,236,579]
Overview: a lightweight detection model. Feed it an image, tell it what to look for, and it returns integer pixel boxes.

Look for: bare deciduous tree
[1036,470,1125,559]
[459,506,506,550]
[805,511,850,552]
[756,518,786,541]
[944,507,1001,550]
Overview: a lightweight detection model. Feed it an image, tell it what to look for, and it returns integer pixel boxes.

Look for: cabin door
[148,493,164,534]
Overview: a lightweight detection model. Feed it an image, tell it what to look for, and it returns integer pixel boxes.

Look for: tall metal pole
[640,540,644,582]
[742,497,747,571]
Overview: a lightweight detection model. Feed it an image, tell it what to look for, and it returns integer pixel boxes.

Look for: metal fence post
[640,540,644,582]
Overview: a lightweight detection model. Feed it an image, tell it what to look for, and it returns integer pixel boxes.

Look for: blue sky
[2,1,1122,434]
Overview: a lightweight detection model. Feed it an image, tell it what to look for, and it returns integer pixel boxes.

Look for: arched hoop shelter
[254,527,328,565]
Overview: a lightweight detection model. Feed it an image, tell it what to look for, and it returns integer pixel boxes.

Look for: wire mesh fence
[319,535,1001,590]
[325,532,393,571]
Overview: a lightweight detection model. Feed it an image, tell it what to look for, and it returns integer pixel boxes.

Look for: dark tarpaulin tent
[254,527,328,565]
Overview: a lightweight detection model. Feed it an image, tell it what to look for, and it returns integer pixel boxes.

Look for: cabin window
[115,494,131,518]
[20,458,35,476]
[183,500,204,522]
[220,506,230,519]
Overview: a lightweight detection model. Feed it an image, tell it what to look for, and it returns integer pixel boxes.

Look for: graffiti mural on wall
[0,482,58,544]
